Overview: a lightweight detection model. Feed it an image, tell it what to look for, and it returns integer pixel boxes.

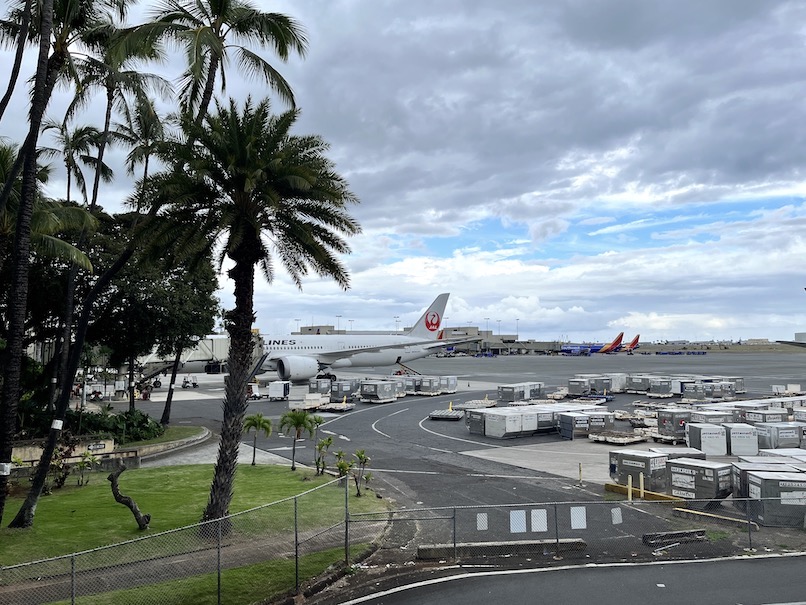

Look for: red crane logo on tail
[425,311,441,332]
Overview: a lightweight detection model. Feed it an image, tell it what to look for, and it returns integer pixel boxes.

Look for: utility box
[484,409,523,439]
[466,409,486,435]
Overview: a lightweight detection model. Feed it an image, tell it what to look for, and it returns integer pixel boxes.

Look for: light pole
[516,318,519,340]
[295,318,300,333]
[394,315,400,331]
[497,319,501,335]
[349,319,354,331]
[484,318,490,353]
[336,315,342,332]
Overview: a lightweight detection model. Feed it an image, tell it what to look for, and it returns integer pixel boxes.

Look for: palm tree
[0,0,55,527]
[67,21,172,209]
[153,96,359,522]
[0,0,132,211]
[279,409,318,472]
[39,119,106,206]
[123,0,307,124]
[315,435,333,476]
[352,449,371,497]
[243,412,272,466]
[114,97,166,210]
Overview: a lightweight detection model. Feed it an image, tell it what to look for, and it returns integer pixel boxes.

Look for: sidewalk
[140,433,295,468]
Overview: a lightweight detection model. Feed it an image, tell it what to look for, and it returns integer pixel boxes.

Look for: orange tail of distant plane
[623,334,640,351]
[597,332,624,354]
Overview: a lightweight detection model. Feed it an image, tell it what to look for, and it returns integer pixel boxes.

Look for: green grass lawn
[1,464,386,565]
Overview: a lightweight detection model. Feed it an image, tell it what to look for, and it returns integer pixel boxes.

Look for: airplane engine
[275,356,320,382]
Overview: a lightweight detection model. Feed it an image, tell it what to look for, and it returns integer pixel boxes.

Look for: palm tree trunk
[291,434,297,471]
[8,247,135,528]
[202,255,255,522]
[160,347,183,426]
[89,85,114,209]
[193,55,220,128]
[0,0,33,122]
[0,0,54,527]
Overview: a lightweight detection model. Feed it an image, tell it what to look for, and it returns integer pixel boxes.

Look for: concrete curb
[137,427,212,461]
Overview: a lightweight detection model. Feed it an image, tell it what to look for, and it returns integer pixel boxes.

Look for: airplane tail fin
[406,293,449,340]
[598,332,624,354]
[625,334,640,350]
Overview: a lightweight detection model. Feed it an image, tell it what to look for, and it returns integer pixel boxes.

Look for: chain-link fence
[4,490,806,604]
[0,475,385,605]
[351,496,806,566]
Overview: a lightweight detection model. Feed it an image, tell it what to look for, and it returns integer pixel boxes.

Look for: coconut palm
[279,409,319,472]
[152,96,359,521]
[39,119,106,206]
[0,0,55,527]
[67,20,172,209]
[243,412,272,466]
[123,0,307,124]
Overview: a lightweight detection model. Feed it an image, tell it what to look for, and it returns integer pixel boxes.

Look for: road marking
[371,408,409,439]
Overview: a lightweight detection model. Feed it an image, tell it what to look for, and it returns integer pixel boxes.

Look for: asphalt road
[340,555,806,605]
[125,352,806,603]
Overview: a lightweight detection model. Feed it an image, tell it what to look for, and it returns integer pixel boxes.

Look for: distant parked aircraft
[560,332,624,356]
[622,334,641,353]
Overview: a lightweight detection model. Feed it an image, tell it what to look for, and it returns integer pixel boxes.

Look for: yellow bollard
[627,475,633,501]
[579,462,583,485]
[448,401,452,411]
[639,472,645,499]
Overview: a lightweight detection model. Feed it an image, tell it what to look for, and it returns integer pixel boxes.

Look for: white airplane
[259,293,472,382]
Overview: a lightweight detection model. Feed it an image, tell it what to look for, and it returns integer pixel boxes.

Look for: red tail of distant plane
[597,332,624,354]
[623,334,640,351]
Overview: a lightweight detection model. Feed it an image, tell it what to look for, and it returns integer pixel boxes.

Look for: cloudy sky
[5,0,806,343]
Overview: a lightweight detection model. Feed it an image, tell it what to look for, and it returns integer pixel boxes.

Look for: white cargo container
[439,375,458,394]
[690,410,734,424]
[723,423,759,456]
[685,423,727,455]
[745,410,788,425]
[755,423,803,449]
[484,409,523,439]
[497,383,528,402]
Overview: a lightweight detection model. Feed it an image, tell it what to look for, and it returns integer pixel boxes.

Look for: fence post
[71,553,76,605]
[344,475,350,565]
[217,519,222,605]
[294,496,300,594]
[553,502,561,559]
[745,499,753,551]
[453,507,457,562]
